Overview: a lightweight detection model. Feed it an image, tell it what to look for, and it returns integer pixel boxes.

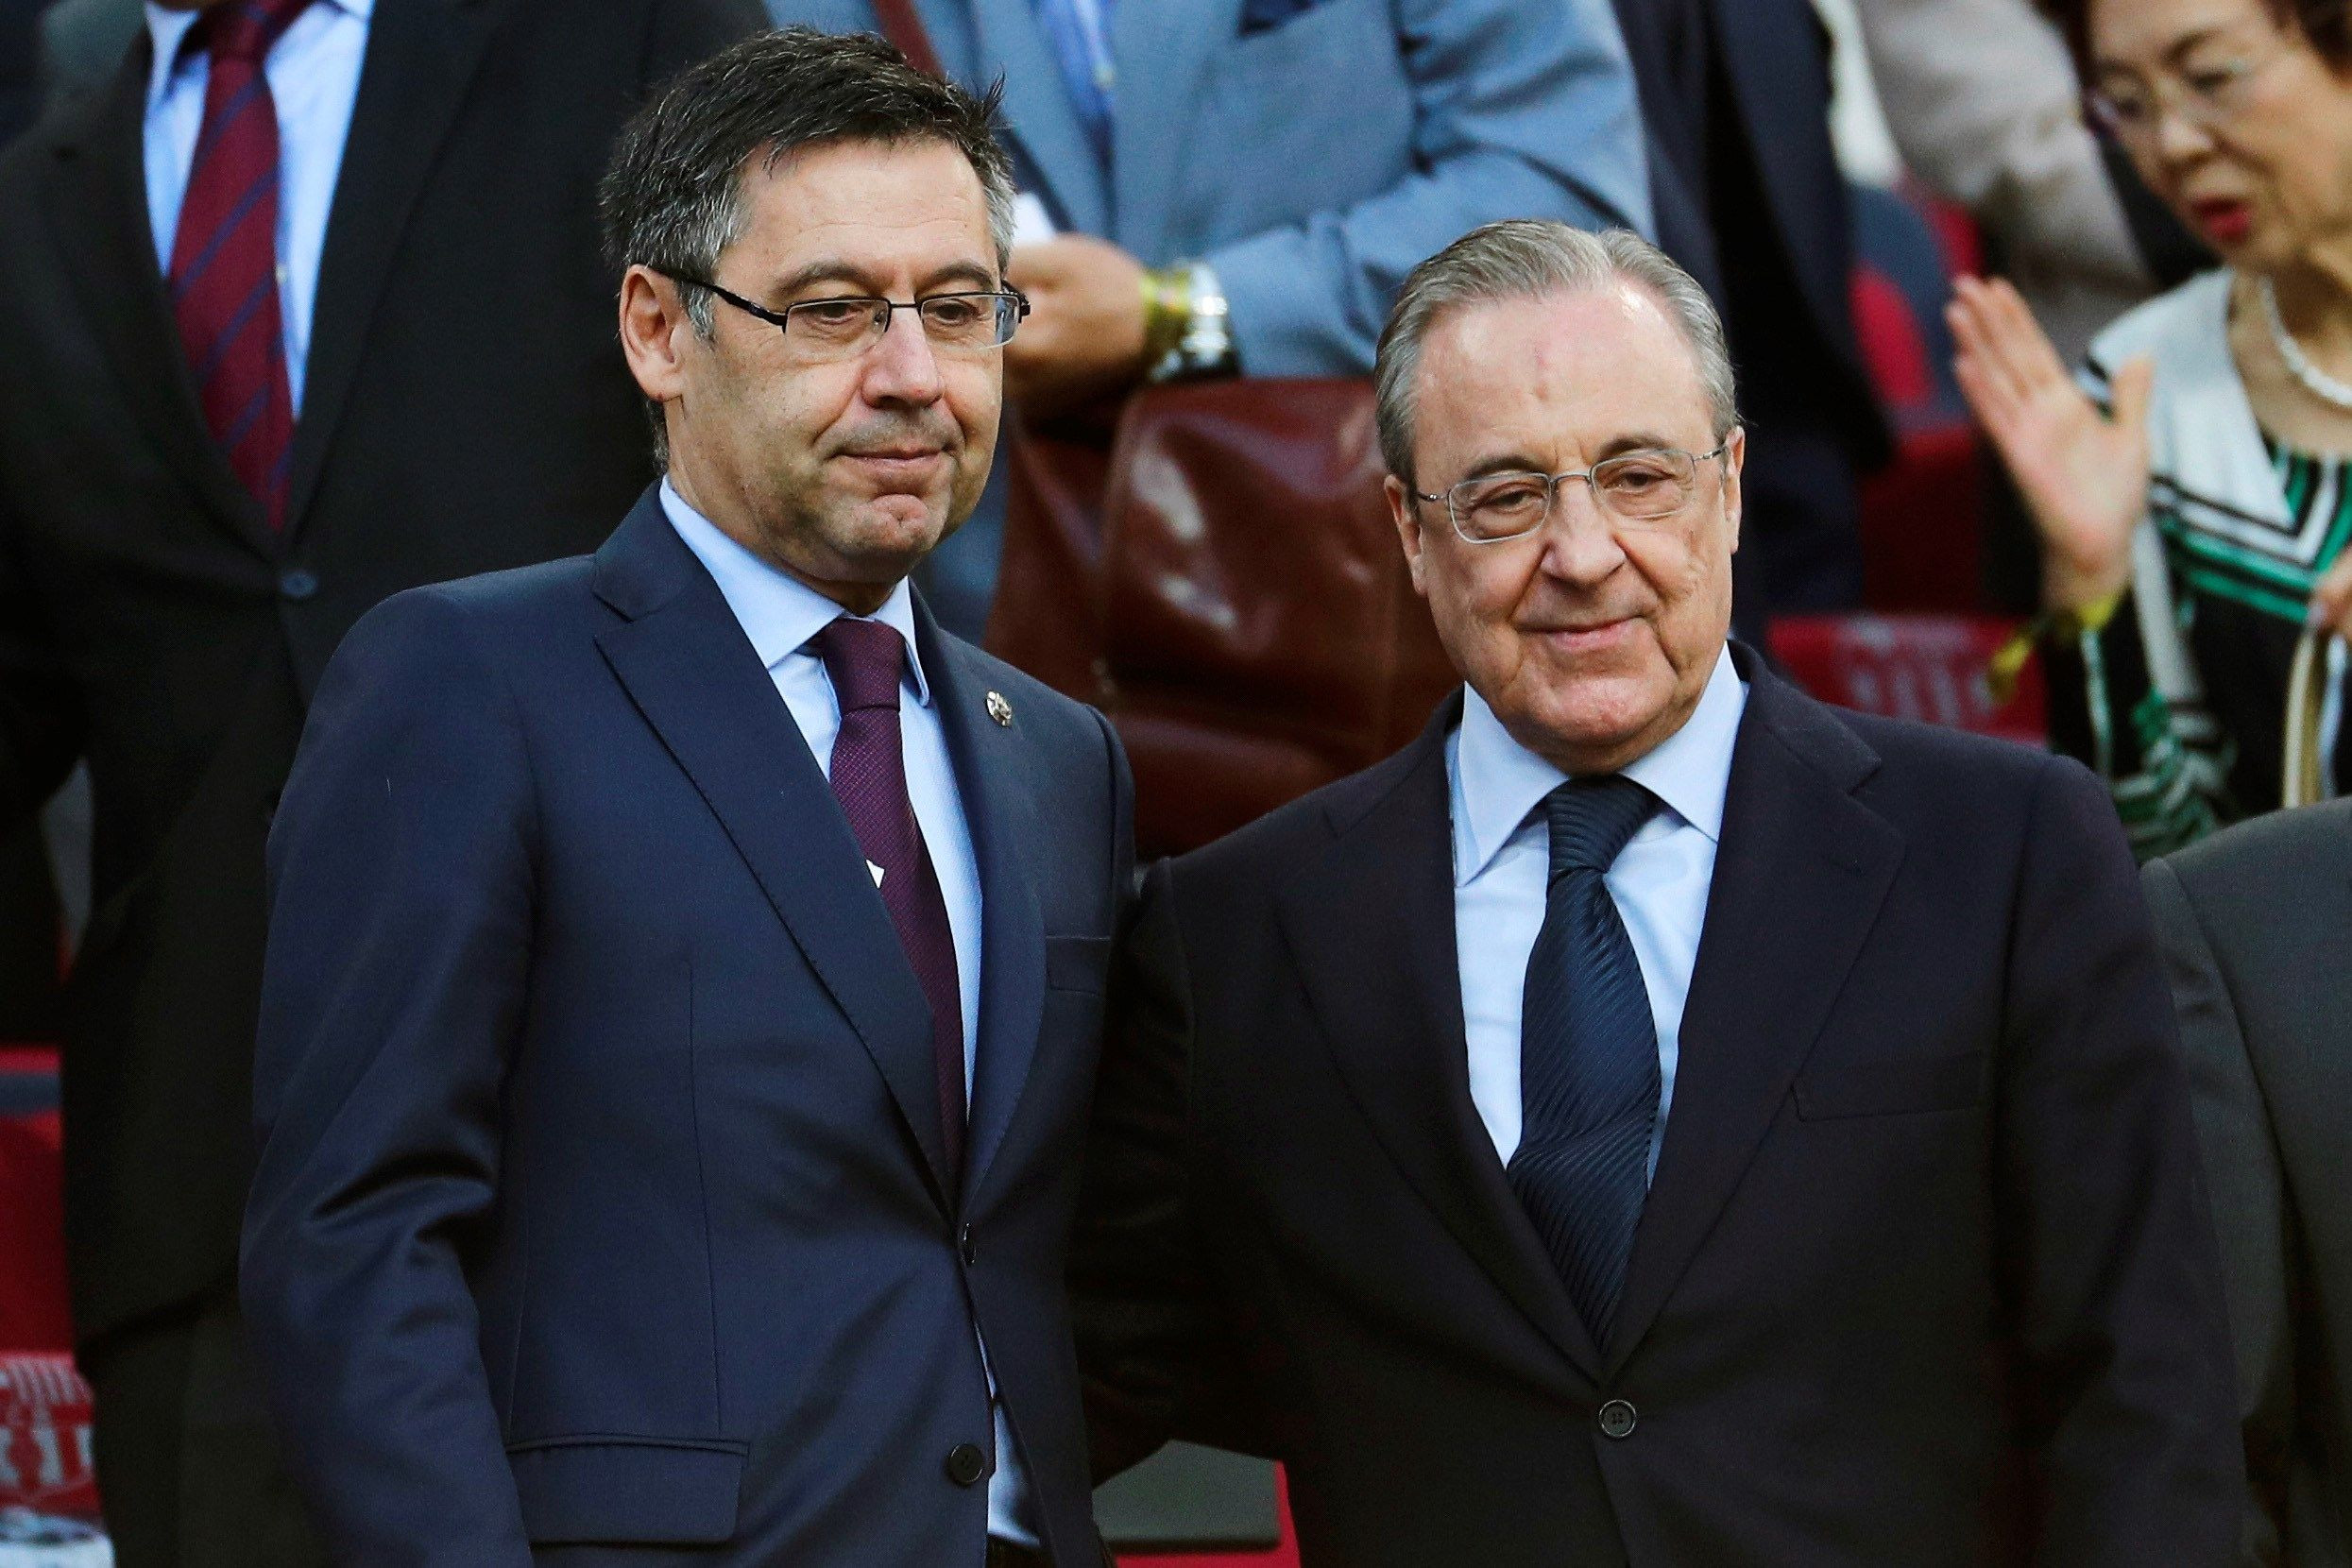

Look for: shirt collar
[659,477,932,706]
[145,0,374,111]
[1451,642,1747,886]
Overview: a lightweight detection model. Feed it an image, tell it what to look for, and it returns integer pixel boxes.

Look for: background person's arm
[240,587,539,1567]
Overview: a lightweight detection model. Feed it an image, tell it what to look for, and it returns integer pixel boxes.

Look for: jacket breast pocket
[1045,933,1112,995]
[1793,1050,1986,1121]
[508,1436,747,1545]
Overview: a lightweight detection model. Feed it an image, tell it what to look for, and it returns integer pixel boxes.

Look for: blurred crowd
[3,0,2352,1561]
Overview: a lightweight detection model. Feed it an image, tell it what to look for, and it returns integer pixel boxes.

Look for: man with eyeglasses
[1072,221,2241,1567]
[240,30,1130,1567]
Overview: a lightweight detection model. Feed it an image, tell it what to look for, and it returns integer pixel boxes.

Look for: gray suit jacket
[771,0,1649,375]
[2148,804,2352,1566]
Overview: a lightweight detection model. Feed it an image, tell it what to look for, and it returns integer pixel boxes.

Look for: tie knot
[811,617,908,714]
[1543,775,1659,877]
[195,0,313,64]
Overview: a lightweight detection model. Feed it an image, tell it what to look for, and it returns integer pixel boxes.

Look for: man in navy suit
[242,31,1130,1566]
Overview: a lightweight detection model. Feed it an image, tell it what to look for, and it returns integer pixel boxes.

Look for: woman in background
[1951,0,2352,857]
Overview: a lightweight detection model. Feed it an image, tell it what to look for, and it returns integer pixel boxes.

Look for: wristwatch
[1140,260,1238,383]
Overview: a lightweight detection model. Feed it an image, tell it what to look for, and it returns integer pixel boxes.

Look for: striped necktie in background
[168,0,313,533]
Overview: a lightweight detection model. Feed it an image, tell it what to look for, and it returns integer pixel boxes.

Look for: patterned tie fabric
[1508,775,1662,1352]
[168,0,312,531]
[812,619,966,1183]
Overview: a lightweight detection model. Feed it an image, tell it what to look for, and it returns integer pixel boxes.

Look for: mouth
[836,449,949,484]
[1527,617,1639,654]
[2187,197,2254,247]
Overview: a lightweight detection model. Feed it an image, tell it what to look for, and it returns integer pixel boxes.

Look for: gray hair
[599,28,1018,457]
[1372,222,1739,484]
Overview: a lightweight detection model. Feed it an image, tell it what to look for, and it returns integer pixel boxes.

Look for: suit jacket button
[959,1224,977,1266]
[1597,1399,1637,1440]
[946,1442,989,1487]
[278,568,319,603]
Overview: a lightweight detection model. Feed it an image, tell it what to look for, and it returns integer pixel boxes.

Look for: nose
[1537,478,1627,587]
[859,306,947,407]
[2151,97,2216,165]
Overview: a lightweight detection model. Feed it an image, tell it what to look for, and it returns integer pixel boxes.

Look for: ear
[619,265,693,411]
[1386,474,1430,599]
[1718,425,1745,556]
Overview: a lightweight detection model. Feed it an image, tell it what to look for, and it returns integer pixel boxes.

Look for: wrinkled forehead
[1411,284,1715,470]
[729,138,997,279]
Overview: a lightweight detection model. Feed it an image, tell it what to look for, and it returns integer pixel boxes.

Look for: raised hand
[1948,274,2153,611]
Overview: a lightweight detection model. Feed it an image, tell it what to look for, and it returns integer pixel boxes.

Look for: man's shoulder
[1171,714,1450,895]
[925,630,1114,755]
[335,553,605,679]
[2153,796,2352,914]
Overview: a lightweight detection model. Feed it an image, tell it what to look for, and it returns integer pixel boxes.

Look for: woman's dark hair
[2042,0,2352,76]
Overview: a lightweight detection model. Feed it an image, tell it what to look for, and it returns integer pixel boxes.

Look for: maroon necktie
[168,0,312,532]
[812,619,967,1182]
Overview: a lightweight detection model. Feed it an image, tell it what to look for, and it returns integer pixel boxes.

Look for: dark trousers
[81,1287,322,1568]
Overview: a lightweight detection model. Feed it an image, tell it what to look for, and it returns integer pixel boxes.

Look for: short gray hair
[1373,222,1739,483]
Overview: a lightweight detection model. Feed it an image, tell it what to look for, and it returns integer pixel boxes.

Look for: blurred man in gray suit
[2148,805,2352,1565]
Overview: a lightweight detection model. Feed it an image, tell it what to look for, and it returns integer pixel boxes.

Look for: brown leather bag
[986,382,1459,857]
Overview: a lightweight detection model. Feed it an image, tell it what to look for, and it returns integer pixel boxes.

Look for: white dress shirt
[661,483,1038,1547]
[1448,645,1747,1177]
[143,0,373,415]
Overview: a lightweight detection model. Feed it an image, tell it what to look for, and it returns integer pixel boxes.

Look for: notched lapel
[969,0,1110,235]
[43,58,274,557]
[590,503,957,1205]
[285,0,512,537]
[924,626,1048,1206]
[1276,709,1603,1382]
[1607,672,1901,1373]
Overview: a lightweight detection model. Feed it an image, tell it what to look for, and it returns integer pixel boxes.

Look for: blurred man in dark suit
[1611,0,1888,624]
[0,0,758,1559]
[1075,220,2241,1567]
[2147,804,2352,1565]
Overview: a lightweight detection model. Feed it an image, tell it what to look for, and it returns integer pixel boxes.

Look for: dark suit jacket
[2148,804,2352,1567]
[0,0,759,1352]
[242,490,1133,1565]
[1076,645,2242,1567]
[1611,0,1890,618]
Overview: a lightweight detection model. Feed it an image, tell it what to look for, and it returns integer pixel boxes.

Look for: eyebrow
[766,257,1001,300]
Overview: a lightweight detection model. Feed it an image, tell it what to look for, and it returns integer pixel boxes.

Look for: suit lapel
[1606,656,1901,1374]
[1108,0,1241,260]
[969,0,1110,236]
[41,51,276,558]
[283,0,512,537]
[921,625,1048,1205]
[1278,702,1604,1383]
[591,495,956,1205]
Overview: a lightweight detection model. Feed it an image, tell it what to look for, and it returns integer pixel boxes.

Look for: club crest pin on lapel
[985,690,1013,727]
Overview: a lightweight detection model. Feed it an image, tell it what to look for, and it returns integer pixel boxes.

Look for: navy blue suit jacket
[243,488,1133,1565]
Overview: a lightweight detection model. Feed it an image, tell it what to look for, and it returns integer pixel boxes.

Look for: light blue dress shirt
[1448,645,1747,1179]
[660,483,1039,1547]
[143,0,373,415]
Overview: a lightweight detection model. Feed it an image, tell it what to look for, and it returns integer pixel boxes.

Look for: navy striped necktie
[1508,775,1661,1352]
[169,0,313,532]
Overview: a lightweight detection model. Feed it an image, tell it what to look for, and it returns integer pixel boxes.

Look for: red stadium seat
[1768,613,2047,745]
